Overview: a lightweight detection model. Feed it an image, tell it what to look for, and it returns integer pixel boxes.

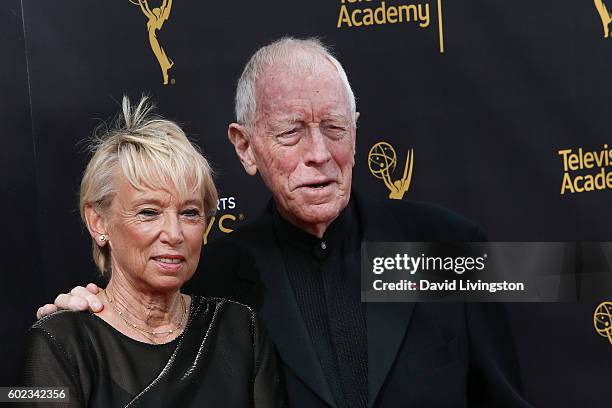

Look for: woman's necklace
[103,289,188,336]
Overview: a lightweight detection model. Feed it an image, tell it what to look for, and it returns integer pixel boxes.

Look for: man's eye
[277,129,301,145]
[326,124,347,132]
[325,125,347,139]
[281,129,298,137]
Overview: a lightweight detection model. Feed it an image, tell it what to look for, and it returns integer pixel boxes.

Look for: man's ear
[228,123,258,176]
[352,112,360,158]
[83,204,109,247]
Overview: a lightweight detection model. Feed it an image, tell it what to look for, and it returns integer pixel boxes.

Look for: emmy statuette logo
[368,142,414,200]
[594,301,612,344]
[594,0,612,38]
[129,0,175,85]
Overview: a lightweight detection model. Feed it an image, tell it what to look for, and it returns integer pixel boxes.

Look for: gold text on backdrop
[558,145,612,194]
[337,0,445,53]
[202,197,245,245]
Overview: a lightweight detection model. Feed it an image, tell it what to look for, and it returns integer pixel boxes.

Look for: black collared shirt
[273,201,367,408]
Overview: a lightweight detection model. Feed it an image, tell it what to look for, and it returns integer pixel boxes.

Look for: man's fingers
[36,283,103,320]
[86,283,100,294]
[69,285,91,297]
[55,293,87,311]
[36,304,58,319]
[85,293,103,312]
[85,283,103,311]
[68,285,103,312]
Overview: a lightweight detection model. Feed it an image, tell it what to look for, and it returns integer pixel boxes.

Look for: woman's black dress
[22,296,285,407]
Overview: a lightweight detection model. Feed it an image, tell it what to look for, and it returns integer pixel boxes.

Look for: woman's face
[104,174,206,293]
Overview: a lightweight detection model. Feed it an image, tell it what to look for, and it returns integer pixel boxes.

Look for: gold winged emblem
[595,0,612,38]
[130,0,174,84]
[368,142,414,200]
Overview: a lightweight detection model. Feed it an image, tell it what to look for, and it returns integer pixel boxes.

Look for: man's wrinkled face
[250,59,356,233]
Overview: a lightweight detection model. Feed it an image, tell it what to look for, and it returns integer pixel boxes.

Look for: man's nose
[304,127,332,166]
[160,213,184,246]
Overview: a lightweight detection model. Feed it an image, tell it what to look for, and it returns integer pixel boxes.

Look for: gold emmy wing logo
[595,0,612,37]
[368,142,414,200]
[594,301,612,344]
[129,0,174,84]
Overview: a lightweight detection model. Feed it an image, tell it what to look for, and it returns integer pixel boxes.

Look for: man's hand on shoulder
[36,283,104,319]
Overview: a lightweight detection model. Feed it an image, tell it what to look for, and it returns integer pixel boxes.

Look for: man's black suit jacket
[186,192,529,407]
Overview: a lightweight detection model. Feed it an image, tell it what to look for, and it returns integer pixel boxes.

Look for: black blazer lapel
[366,302,415,407]
[244,210,337,408]
[354,192,416,407]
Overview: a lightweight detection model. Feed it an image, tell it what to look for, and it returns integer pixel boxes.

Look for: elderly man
[39,38,529,407]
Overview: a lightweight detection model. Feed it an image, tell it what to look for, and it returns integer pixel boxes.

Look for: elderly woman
[22,97,284,407]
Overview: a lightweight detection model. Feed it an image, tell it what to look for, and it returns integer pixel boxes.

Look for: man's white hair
[234,37,357,130]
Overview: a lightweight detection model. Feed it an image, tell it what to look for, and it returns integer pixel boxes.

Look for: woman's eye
[138,209,159,217]
[182,209,201,218]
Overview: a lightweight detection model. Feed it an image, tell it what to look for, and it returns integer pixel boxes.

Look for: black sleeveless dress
[22,296,285,407]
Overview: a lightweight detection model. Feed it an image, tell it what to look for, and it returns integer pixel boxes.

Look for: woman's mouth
[154,257,183,264]
[152,255,185,273]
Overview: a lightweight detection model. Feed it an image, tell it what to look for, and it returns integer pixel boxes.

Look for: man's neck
[275,205,349,239]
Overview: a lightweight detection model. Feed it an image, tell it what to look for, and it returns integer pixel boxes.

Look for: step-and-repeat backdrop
[4,1,612,405]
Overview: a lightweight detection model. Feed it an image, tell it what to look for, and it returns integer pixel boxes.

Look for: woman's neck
[98,270,190,344]
[106,274,182,326]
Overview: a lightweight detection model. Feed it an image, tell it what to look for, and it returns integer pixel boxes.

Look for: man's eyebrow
[266,115,306,133]
[272,113,306,123]
[322,113,350,121]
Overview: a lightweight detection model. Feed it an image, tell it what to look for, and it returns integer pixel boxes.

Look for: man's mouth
[302,181,333,189]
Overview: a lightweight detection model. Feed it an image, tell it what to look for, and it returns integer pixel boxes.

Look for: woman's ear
[84,204,109,246]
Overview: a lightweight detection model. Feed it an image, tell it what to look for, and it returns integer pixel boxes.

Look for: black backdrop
[3,1,612,406]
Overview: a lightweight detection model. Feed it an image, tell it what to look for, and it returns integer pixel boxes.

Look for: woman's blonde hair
[79,96,217,275]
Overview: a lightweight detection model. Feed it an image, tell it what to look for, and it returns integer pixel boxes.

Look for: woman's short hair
[80,96,217,275]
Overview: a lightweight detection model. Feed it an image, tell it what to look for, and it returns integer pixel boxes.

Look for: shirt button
[320,241,327,250]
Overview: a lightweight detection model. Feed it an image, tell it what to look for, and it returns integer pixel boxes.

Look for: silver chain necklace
[103,289,187,336]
